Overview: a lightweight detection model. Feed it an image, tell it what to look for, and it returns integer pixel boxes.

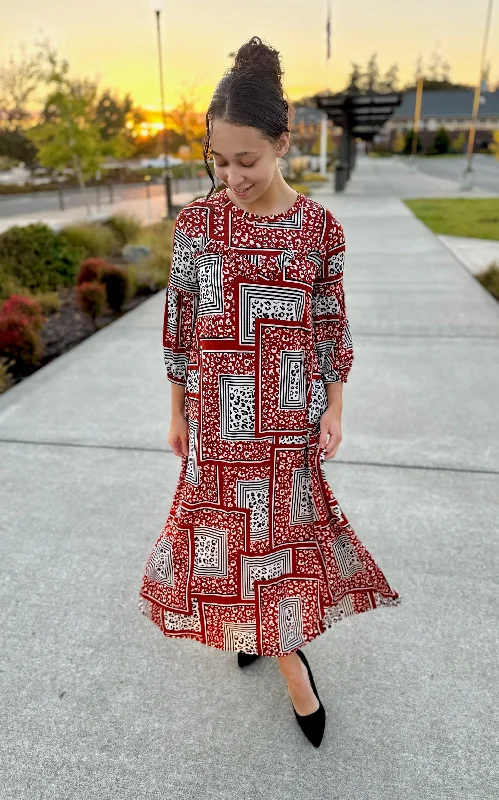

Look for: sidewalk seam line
[0,437,497,476]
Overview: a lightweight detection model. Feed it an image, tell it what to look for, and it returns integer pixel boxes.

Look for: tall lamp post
[461,0,495,190]
[150,0,174,218]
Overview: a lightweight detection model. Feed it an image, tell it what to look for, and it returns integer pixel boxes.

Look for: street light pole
[461,0,495,190]
[151,0,174,218]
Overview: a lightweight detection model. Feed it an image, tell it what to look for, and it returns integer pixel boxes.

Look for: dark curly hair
[202,36,295,199]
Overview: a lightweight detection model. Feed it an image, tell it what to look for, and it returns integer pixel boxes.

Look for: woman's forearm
[325,381,343,416]
[171,381,186,417]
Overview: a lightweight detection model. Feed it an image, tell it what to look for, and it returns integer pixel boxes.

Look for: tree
[451,132,466,154]
[95,90,133,141]
[363,54,380,93]
[430,127,450,155]
[379,64,399,93]
[0,129,37,167]
[26,42,135,213]
[403,129,423,155]
[345,56,399,95]
[0,43,42,130]
[346,62,362,93]
[427,45,450,83]
[405,51,471,91]
[27,48,102,212]
[94,89,137,160]
[0,43,43,167]
[413,55,424,85]
[166,90,206,171]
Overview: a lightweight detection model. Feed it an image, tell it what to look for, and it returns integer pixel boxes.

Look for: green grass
[404,198,499,241]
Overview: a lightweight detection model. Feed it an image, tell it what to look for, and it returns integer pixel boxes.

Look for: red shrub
[75,281,107,321]
[98,264,130,313]
[1,295,45,331]
[76,258,111,286]
[0,311,44,371]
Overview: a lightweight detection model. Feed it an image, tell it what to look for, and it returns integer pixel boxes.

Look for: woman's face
[209,119,290,202]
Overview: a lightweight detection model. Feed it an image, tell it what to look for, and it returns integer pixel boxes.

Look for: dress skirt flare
[138,188,401,657]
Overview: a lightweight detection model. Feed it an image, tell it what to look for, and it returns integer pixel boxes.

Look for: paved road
[0,176,212,219]
[413,154,499,194]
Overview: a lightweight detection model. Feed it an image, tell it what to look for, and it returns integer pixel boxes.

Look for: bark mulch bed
[6,285,159,390]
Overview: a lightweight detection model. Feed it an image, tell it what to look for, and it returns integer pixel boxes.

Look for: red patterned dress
[138,187,401,657]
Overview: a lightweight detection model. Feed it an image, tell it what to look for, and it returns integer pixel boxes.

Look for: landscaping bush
[451,132,466,154]
[284,180,310,195]
[0,356,14,394]
[99,264,131,313]
[476,262,499,301]
[75,282,107,323]
[301,172,329,182]
[28,291,61,314]
[76,258,132,311]
[76,258,111,286]
[403,129,423,155]
[0,224,81,295]
[126,265,157,296]
[0,311,44,372]
[104,213,142,247]
[0,266,25,302]
[1,295,45,331]
[136,220,174,288]
[430,127,451,155]
[60,223,119,258]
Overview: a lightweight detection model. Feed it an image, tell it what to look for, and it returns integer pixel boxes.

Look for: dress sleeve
[162,209,200,386]
[312,216,354,384]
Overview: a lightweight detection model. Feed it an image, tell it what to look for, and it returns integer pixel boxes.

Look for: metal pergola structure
[313,91,403,191]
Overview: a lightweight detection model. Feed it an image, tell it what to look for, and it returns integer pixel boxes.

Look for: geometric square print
[256,576,322,657]
[219,375,257,440]
[255,320,311,435]
[240,549,293,599]
[279,350,306,410]
[200,350,273,462]
[239,284,306,345]
[193,527,228,576]
[183,506,246,598]
[236,477,270,543]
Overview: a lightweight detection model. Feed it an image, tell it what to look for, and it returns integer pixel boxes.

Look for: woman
[138,36,401,748]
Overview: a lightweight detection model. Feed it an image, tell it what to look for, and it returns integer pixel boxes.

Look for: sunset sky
[4,0,498,112]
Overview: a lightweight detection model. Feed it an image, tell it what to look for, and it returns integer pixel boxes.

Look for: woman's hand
[318,407,342,461]
[169,411,189,458]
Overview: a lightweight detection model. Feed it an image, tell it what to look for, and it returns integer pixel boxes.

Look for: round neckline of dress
[221,187,305,222]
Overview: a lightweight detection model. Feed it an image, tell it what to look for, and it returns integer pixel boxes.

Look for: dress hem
[138,587,402,659]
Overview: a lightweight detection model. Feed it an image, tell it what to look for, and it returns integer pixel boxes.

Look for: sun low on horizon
[3,0,498,114]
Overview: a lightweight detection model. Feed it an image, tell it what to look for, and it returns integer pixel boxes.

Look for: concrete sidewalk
[1,155,498,799]
[439,234,499,275]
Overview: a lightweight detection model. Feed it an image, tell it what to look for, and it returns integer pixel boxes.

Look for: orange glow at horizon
[3,0,498,116]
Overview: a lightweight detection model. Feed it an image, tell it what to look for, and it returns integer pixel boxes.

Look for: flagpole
[321,0,332,178]
[325,0,331,91]
[461,0,494,190]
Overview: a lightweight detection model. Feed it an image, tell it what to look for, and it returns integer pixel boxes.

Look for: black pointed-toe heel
[291,649,326,748]
[237,651,260,668]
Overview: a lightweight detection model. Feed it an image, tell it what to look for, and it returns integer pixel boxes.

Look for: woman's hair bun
[233,36,284,86]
